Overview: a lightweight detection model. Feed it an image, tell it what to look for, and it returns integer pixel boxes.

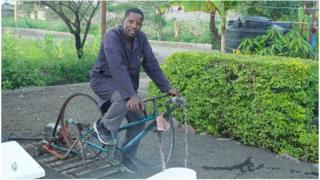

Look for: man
[90,8,179,173]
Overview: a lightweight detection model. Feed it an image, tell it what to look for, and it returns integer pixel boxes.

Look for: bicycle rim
[54,93,102,154]
[130,114,175,169]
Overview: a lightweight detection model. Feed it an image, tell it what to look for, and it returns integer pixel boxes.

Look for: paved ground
[2,79,318,179]
[2,76,318,179]
[1,28,318,179]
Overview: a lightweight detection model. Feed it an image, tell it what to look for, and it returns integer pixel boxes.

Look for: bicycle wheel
[123,113,175,170]
[53,93,102,156]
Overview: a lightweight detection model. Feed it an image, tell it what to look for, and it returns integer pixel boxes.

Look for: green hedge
[149,52,318,162]
[2,33,99,90]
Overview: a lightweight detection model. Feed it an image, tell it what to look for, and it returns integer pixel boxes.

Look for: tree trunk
[308,1,316,44]
[158,19,162,41]
[300,1,307,35]
[74,34,83,59]
[220,17,226,52]
[209,9,221,50]
[174,20,179,38]
[156,6,162,41]
[14,1,18,22]
[34,10,38,20]
[220,1,226,52]
[101,1,106,39]
[33,3,39,20]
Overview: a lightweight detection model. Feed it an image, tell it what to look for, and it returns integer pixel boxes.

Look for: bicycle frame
[44,94,180,167]
[81,94,170,154]
[119,94,180,155]
[75,112,158,155]
[118,113,158,153]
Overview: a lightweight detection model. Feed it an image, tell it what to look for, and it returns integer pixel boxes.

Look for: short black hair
[124,8,144,22]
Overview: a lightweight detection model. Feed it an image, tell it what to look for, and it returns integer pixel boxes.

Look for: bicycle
[42,93,185,171]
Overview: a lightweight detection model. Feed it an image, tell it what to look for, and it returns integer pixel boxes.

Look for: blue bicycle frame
[51,93,180,168]
[119,113,158,153]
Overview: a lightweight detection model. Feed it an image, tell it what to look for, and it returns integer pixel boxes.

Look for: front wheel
[127,113,175,170]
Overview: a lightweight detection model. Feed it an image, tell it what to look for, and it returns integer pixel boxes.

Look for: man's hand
[127,94,145,112]
[166,88,179,96]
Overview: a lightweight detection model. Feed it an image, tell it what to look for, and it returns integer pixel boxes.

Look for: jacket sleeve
[104,32,136,100]
[142,37,171,93]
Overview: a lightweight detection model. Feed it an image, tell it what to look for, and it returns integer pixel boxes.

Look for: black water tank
[272,21,292,29]
[241,16,272,29]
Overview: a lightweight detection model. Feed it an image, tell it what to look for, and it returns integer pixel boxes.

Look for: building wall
[2,3,14,17]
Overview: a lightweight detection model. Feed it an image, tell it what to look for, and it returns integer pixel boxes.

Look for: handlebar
[143,94,186,106]
[143,94,168,103]
[166,96,186,106]
[142,94,186,116]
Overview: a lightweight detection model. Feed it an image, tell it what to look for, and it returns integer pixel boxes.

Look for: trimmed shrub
[149,52,318,162]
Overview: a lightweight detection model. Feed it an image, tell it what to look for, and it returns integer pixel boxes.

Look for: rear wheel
[53,93,104,160]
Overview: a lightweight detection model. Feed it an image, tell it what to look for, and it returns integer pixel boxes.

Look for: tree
[155,4,165,41]
[152,2,170,41]
[41,1,100,59]
[172,1,238,52]
[32,2,42,20]
[136,1,170,41]
[212,1,239,52]
[19,1,47,20]
[170,1,217,48]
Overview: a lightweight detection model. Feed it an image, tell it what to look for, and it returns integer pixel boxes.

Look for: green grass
[2,33,99,90]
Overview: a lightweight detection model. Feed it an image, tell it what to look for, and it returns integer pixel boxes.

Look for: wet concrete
[105,127,318,179]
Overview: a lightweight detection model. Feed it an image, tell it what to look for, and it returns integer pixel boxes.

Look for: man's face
[123,12,143,38]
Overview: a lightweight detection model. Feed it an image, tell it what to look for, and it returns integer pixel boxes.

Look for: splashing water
[158,97,189,171]
[182,101,189,168]
[158,132,166,171]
